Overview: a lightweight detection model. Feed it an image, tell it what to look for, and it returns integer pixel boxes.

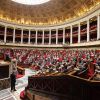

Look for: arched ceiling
[0,0,100,26]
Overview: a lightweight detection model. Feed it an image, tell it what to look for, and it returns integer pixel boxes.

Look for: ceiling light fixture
[11,0,50,5]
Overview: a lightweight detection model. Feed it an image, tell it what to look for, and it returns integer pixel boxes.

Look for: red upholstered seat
[20,90,25,100]
[16,74,24,79]
[87,62,95,78]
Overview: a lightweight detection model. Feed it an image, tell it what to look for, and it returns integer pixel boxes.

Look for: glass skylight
[12,0,50,5]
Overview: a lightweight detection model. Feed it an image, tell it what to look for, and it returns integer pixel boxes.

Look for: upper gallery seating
[0,23,98,44]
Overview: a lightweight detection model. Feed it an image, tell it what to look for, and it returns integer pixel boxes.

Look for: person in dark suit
[10,72,16,92]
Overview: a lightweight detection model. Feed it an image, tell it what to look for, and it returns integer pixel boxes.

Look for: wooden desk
[17,66,25,75]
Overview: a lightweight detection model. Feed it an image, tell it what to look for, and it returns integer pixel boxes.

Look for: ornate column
[21,29,23,44]
[63,27,65,44]
[42,30,44,44]
[70,25,72,44]
[35,30,37,44]
[87,19,90,42]
[56,29,58,44]
[13,28,15,43]
[4,26,7,43]
[28,29,31,44]
[97,14,100,40]
[78,23,81,43]
[49,29,51,45]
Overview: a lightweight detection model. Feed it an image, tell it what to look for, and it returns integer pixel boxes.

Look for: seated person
[93,65,100,80]
[97,58,100,67]
[75,62,88,75]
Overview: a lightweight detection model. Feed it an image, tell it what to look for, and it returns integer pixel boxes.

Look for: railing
[27,74,100,100]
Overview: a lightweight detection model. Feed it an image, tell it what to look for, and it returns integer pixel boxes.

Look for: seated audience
[0,48,100,79]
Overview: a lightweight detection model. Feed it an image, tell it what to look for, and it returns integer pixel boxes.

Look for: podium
[0,61,10,90]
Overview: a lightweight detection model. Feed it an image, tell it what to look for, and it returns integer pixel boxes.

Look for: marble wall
[0,78,10,90]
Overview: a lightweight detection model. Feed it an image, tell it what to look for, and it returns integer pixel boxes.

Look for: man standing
[10,71,16,92]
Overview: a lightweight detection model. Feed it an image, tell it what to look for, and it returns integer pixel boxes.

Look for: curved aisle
[15,68,36,97]
[1,68,36,100]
